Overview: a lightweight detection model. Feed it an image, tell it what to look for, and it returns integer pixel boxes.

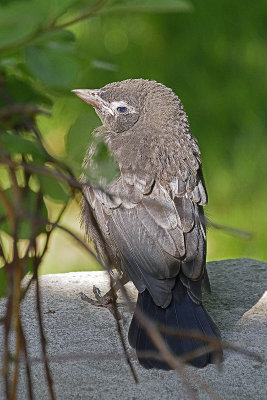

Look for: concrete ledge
[0,259,266,400]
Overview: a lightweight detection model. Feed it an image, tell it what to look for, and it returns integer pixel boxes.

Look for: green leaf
[25,45,79,89]
[0,1,44,50]
[19,190,48,238]
[81,135,118,186]
[66,114,118,185]
[3,75,52,107]
[90,139,119,185]
[39,174,69,203]
[102,0,192,14]
[23,256,35,275]
[0,267,7,298]
[65,112,99,165]
[0,133,47,161]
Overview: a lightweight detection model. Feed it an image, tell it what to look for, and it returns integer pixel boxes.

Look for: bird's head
[72,79,189,135]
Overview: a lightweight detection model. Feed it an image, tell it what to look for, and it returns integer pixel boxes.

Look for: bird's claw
[80,287,121,320]
[93,285,102,302]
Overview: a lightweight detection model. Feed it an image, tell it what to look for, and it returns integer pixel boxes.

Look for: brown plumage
[72,79,222,369]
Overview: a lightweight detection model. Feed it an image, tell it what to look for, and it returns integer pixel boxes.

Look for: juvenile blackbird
[72,79,222,369]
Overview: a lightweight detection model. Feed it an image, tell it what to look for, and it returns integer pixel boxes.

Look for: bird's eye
[117,106,127,113]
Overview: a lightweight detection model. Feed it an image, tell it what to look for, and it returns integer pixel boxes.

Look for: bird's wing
[82,167,208,307]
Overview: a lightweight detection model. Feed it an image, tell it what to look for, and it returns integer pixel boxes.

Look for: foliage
[0,1,192,399]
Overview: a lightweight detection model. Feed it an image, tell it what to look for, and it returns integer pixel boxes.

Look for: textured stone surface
[0,259,266,400]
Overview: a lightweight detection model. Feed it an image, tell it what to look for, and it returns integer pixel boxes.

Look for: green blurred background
[2,0,267,274]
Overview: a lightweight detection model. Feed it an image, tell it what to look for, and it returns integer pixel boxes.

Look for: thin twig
[3,281,13,399]
[39,203,68,259]
[108,276,139,384]
[53,0,108,30]
[34,257,55,400]
[0,104,50,120]
[9,168,22,400]
[19,322,34,400]
[158,325,262,362]
[206,218,252,239]
[0,158,83,190]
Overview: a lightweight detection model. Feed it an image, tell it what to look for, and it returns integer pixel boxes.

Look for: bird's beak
[71,89,103,109]
[72,89,115,115]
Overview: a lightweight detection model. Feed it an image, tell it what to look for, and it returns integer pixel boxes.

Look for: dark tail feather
[128,280,222,370]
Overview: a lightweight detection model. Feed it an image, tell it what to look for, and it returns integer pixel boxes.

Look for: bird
[72,79,222,370]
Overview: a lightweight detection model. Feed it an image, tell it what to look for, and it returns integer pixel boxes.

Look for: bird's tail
[128,279,222,369]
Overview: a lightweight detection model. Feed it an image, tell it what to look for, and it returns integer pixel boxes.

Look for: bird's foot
[80,286,121,319]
